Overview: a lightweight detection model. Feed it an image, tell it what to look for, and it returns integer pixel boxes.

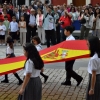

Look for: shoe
[44,76,48,83]
[61,81,71,86]
[77,77,83,86]
[17,80,23,85]
[0,44,1,46]
[1,80,9,83]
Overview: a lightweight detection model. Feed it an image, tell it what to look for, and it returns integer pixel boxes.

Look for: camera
[60,22,64,25]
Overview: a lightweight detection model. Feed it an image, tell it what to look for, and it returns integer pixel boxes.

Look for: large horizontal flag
[40,40,90,63]
[0,40,90,75]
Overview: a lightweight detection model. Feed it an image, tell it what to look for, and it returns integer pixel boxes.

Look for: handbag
[17,95,22,100]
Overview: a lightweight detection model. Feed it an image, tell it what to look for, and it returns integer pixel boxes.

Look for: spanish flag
[0,40,90,75]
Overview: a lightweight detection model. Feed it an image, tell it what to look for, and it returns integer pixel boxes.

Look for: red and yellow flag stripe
[0,40,90,75]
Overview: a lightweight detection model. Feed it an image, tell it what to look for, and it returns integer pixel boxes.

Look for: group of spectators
[0,0,100,47]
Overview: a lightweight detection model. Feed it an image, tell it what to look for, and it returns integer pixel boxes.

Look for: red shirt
[59,16,71,28]
[0,14,4,21]
[3,14,11,22]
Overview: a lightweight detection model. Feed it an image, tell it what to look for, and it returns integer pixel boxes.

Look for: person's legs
[45,30,51,47]
[13,73,23,85]
[1,35,5,45]
[96,29,100,39]
[62,60,83,86]
[51,29,56,45]
[40,72,48,83]
[92,30,97,36]
[67,69,83,86]
[23,32,26,45]
[84,28,90,39]
[41,28,46,44]
[32,28,37,38]
[80,25,86,39]
[37,27,42,42]
[62,28,66,41]
[56,26,60,43]
[20,32,23,45]
[1,74,9,83]
[26,28,31,43]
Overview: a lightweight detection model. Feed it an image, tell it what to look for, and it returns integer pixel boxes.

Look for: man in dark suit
[6,4,14,18]
[26,9,37,43]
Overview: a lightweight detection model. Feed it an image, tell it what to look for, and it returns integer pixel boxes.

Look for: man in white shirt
[61,26,83,86]
[43,6,56,47]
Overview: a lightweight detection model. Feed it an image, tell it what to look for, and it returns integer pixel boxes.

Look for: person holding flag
[61,26,83,86]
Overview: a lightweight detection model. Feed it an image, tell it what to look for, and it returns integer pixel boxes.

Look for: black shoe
[1,80,9,83]
[77,77,83,86]
[44,76,48,83]
[61,81,71,86]
[17,80,23,85]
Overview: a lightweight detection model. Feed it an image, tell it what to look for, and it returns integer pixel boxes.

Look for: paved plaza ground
[0,46,89,100]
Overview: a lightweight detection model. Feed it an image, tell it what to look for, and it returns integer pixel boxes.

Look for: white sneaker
[0,44,1,46]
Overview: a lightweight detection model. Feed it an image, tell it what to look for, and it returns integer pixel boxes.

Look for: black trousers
[65,60,81,82]
[45,29,56,47]
[56,26,60,43]
[26,26,37,43]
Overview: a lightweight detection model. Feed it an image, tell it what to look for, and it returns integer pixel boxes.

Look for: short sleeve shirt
[66,35,75,41]
[24,59,41,77]
[6,46,13,54]
[88,53,100,74]
[36,44,42,51]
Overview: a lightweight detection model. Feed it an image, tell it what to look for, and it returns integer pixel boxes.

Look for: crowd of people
[0,1,100,100]
[0,1,99,46]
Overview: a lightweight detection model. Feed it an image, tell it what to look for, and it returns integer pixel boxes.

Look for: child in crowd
[3,16,10,43]
[61,26,83,86]
[19,43,43,100]
[19,16,27,45]
[1,36,23,85]
[0,20,6,45]
[8,16,19,45]
[32,36,49,83]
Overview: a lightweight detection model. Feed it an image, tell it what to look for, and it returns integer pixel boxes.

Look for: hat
[30,9,35,12]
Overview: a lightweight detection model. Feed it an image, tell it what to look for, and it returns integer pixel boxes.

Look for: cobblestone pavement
[0,68,88,100]
[0,46,88,100]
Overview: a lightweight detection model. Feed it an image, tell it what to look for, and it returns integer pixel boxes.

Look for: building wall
[51,0,67,6]
[51,0,98,6]
[91,0,100,5]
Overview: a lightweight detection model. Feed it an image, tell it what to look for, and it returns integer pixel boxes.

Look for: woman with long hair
[93,8,100,39]
[19,43,44,100]
[86,36,100,100]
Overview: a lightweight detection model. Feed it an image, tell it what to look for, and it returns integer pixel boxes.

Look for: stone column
[67,0,72,5]
[86,0,91,5]
[25,0,29,6]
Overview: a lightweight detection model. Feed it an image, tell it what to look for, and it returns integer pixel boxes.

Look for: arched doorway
[73,0,86,6]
